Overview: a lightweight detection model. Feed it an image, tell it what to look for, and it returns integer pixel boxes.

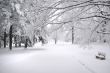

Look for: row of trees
[0,0,110,49]
[45,0,110,43]
[0,0,29,49]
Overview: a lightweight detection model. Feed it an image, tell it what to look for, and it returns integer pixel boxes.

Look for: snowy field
[0,41,110,73]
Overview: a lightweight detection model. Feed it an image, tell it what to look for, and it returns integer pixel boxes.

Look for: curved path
[0,44,110,73]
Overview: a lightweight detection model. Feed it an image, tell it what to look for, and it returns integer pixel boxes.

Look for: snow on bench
[96,52,106,60]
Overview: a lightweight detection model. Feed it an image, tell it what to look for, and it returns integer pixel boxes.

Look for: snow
[0,41,110,73]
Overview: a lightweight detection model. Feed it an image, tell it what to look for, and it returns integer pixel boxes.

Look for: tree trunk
[19,36,21,47]
[72,27,74,44]
[0,41,1,48]
[9,25,13,50]
[4,30,6,48]
[19,41,21,47]
[55,38,57,44]
[33,35,35,45]
[55,31,57,44]
[14,35,17,47]
[25,38,28,48]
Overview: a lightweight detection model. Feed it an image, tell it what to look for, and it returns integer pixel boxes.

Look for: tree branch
[80,15,110,20]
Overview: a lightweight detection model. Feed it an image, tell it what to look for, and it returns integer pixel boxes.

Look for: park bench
[96,52,106,60]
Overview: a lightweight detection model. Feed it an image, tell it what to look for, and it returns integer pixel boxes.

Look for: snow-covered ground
[0,41,110,73]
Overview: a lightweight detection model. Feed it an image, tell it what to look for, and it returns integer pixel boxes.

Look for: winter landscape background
[0,0,110,73]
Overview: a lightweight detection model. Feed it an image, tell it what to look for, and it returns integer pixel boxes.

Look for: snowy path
[0,43,110,73]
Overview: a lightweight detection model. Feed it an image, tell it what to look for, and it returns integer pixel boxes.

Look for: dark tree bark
[4,30,6,48]
[14,35,17,47]
[0,41,1,48]
[9,25,13,50]
[25,38,28,48]
[55,38,57,44]
[33,35,36,45]
[19,41,21,47]
[72,27,74,44]
[18,36,21,47]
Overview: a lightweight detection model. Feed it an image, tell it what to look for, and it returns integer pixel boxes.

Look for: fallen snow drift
[0,42,110,73]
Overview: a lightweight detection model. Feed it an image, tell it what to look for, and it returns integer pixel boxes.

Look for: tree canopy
[0,0,110,45]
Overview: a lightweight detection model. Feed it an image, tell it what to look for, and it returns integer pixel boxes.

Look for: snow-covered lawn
[0,41,110,73]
